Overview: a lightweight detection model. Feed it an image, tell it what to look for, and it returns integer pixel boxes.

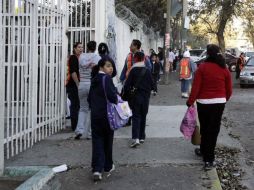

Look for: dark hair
[73,42,82,54]
[98,43,109,55]
[205,44,226,68]
[91,58,113,79]
[151,53,157,58]
[87,41,97,52]
[132,39,142,49]
[134,51,145,62]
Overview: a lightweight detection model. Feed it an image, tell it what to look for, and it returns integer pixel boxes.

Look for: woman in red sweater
[187,44,232,170]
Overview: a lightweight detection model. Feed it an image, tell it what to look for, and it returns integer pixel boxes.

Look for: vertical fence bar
[15,6,21,155]
[6,0,12,159]
[30,0,38,146]
[0,0,5,176]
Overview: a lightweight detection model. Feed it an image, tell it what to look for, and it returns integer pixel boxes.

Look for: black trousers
[132,96,149,140]
[152,74,159,92]
[91,117,114,173]
[197,102,225,162]
[67,86,80,131]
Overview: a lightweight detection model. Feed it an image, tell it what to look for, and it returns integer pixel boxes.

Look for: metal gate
[0,0,68,169]
[67,0,96,54]
[0,0,99,175]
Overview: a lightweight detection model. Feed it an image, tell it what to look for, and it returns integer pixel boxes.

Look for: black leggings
[197,102,225,162]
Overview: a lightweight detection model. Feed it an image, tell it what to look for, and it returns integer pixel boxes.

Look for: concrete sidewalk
[6,105,222,190]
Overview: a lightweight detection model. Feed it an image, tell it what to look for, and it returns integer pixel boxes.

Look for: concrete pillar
[164,0,172,85]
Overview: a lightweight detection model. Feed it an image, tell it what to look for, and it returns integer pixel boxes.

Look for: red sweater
[187,62,232,105]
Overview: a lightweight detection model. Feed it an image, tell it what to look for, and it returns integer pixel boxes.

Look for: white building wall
[103,0,163,79]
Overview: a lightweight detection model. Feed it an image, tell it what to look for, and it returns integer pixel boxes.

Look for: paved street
[223,75,254,188]
[5,72,252,189]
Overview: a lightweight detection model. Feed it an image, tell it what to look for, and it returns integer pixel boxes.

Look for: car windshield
[246,52,254,57]
[247,58,254,66]
[189,50,204,57]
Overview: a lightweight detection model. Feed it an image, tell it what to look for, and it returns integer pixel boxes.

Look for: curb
[5,166,55,190]
[204,168,223,190]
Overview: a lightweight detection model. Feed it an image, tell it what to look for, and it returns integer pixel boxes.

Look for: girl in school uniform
[88,58,118,181]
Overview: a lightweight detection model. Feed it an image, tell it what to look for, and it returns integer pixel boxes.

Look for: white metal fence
[0,0,69,174]
[0,0,98,175]
[67,0,96,54]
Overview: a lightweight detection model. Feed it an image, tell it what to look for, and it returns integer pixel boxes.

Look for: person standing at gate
[123,52,153,148]
[88,58,117,181]
[66,42,83,131]
[179,50,196,98]
[75,41,101,140]
[187,44,232,170]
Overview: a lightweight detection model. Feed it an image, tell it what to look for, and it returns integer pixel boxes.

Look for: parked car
[194,52,238,72]
[245,51,254,62]
[240,56,254,88]
[189,49,205,62]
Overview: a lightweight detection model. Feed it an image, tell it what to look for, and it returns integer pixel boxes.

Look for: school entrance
[0,0,98,174]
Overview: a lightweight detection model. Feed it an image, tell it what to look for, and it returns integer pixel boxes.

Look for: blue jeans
[181,79,191,93]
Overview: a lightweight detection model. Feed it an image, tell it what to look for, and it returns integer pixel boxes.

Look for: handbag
[102,76,132,130]
[191,105,201,145]
[180,105,197,139]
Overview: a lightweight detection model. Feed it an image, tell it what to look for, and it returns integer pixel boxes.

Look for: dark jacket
[88,73,117,119]
[66,55,79,89]
[123,65,153,100]
[151,61,160,75]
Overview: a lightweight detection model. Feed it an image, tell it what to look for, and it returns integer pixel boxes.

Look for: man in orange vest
[120,39,151,83]
[179,50,197,98]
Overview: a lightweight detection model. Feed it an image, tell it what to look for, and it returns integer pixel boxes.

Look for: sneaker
[130,139,140,148]
[93,172,102,181]
[204,162,215,171]
[194,148,202,157]
[105,164,115,177]
[181,93,189,98]
[153,91,157,96]
[139,139,145,144]
[74,133,82,140]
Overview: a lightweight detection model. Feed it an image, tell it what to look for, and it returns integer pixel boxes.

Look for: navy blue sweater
[88,73,117,119]
[123,66,153,100]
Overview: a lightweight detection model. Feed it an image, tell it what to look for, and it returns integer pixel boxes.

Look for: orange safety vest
[179,58,191,79]
[125,53,133,78]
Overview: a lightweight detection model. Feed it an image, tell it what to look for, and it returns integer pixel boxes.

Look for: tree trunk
[217,0,238,53]
[217,32,225,53]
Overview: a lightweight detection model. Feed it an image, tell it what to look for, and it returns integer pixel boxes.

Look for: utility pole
[164,0,171,85]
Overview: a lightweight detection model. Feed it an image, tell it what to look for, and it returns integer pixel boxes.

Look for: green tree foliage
[115,0,167,35]
[189,0,239,52]
[241,0,254,48]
